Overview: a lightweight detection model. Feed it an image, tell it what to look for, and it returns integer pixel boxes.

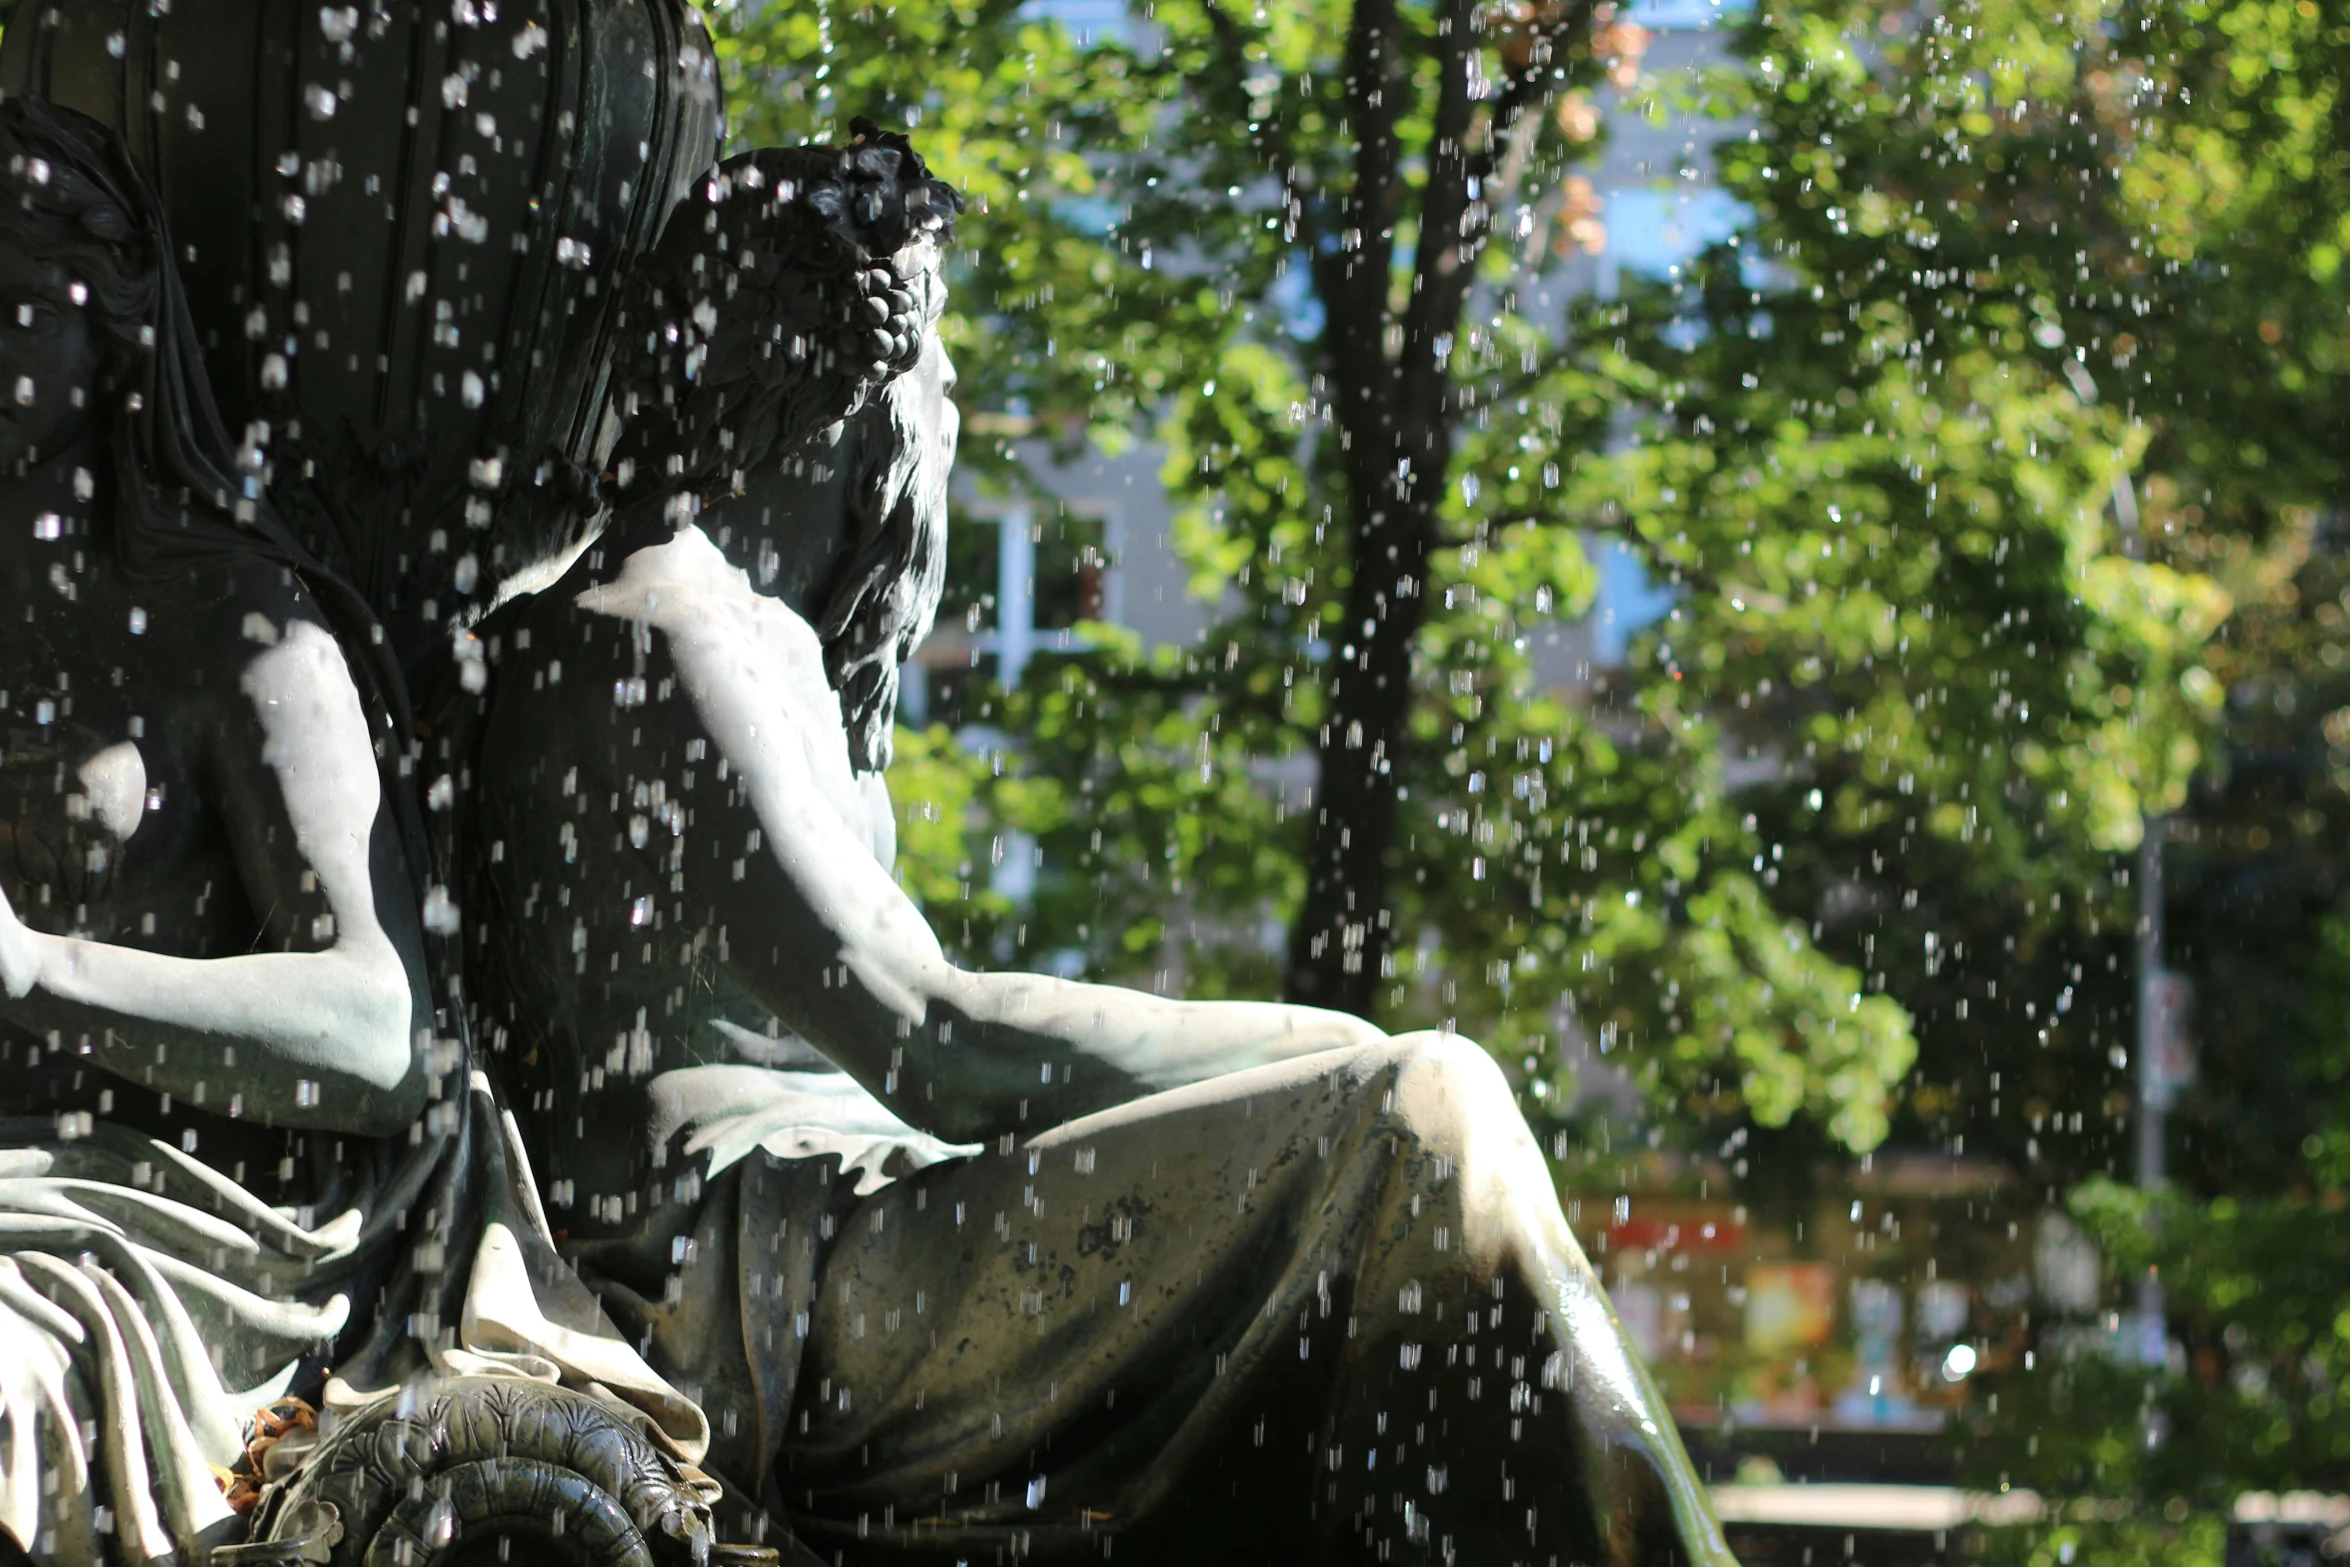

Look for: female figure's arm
[0,614,428,1135]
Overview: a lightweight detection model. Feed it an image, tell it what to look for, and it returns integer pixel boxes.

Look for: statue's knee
[1380,1030,1523,1154]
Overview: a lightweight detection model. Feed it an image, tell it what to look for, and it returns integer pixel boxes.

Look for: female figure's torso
[0,530,377,1170]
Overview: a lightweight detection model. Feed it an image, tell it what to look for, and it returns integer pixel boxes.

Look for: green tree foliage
[714,0,2339,1164]
[714,0,1921,1149]
[1668,0,2350,1187]
[712,0,2350,1505]
[706,0,2252,1162]
[1680,0,2350,1515]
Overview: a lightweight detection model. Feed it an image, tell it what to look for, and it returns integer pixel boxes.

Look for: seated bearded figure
[472,127,1732,1567]
[0,101,442,1564]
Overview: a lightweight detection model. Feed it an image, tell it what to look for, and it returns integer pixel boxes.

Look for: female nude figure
[475,133,1731,1565]
[0,101,437,1564]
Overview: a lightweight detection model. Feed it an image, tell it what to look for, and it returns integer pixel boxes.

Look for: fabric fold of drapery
[0,1067,710,1565]
[0,1097,434,1565]
[774,1035,1729,1567]
[562,1061,976,1494]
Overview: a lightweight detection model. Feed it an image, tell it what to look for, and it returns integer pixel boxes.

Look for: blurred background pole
[2115,469,2168,1372]
[2135,813,2168,1370]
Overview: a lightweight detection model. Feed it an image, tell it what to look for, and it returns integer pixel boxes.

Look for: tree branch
[1399,0,1598,447]
[1315,0,1409,443]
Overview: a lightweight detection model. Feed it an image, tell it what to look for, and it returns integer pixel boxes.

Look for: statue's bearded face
[0,246,98,471]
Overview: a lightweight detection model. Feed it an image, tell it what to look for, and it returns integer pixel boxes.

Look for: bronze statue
[0,95,437,1562]
[0,14,1739,1564]
[0,99,724,1567]
[470,134,1733,1566]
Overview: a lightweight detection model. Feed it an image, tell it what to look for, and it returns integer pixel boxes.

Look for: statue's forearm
[656,604,1386,1138]
[5,932,425,1133]
[827,957,1384,1143]
[713,791,1385,1141]
[955,973,1382,1092]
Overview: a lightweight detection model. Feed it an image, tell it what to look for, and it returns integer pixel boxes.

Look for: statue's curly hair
[813,331,954,774]
[606,120,961,512]
[0,108,157,377]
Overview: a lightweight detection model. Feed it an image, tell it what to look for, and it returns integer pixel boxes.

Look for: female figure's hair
[0,96,417,817]
[0,97,312,578]
[607,122,960,513]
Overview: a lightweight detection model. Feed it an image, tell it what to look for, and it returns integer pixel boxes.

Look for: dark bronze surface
[0,17,1738,1566]
[0,0,721,660]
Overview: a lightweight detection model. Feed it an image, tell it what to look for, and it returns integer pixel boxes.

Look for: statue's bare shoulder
[577,525,823,666]
[549,525,862,798]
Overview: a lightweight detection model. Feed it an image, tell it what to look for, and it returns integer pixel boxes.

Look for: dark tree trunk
[1284,470,1439,1015]
[1281,0,1583,1016]
[1284,0,1470,1015]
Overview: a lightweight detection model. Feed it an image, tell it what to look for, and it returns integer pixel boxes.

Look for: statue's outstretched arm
[655,596,1382,1145]
[0,617,428,1135]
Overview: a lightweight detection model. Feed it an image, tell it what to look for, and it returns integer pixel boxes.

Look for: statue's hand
[0,880,38,999]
